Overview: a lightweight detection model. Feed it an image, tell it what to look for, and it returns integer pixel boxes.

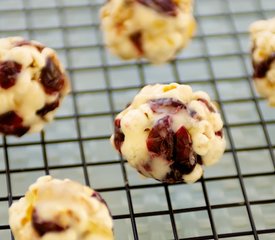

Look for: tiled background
[0,0,275,239]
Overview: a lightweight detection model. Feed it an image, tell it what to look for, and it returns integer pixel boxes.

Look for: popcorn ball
[100,0,196,64]
[9,176,114,240]
[0,37,70,136]
[250,18,275,105]
[111,83,226,183]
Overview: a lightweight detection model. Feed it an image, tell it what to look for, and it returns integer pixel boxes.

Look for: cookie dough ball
[9,176,114,240]
[0,37,70,137]
[101,0,196,64]
[111,83,226,183]
[250,18,275,105]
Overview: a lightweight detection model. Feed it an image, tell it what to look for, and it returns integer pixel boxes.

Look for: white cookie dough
[111,83,226,183]
[100,0,196,64]
[9,176,114,240]
[0,37,70,136]
[250,18,275,105]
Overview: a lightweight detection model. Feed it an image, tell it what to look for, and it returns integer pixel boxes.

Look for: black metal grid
[0,0,275,239]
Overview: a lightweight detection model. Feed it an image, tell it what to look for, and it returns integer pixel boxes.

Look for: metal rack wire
[0,0,275,239]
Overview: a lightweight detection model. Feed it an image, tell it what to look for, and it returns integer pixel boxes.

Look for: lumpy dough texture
[0,37,70,136]
[111,83,226,183]
[100,0,196,64]
[250,18,275,105]
[9,176,114,240]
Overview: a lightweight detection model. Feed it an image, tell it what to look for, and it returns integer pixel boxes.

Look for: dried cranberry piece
[15,40,45,52]
[197,98,215,113]
[164,126,198,183]
[9,126,29,137]
[0,61,22,89]
[253,52,275,78]
[0,111,29,137]
[164,168,182,183]
[197,155,203,165]
[113,119,125,153]
[137,0,177,16]
[130,32,143,55]
[147,116,173,159]
[146,114,201,182]
[149,98,185,114]
[173,126,197,172]
[32,209,67,237]
[40,58,65,94]
[174,127,193,160]
[36,99,60,117]
[215,130,223,138]
[142,163,152,172]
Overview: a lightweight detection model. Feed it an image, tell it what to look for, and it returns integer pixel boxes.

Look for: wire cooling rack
[0,0,275,239]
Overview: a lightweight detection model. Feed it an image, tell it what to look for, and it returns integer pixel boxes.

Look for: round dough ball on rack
[111,83,226,183]
[0,37,70,137]
[100,0,196,64]
[250,18,275,105]
[9,176,114,240]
